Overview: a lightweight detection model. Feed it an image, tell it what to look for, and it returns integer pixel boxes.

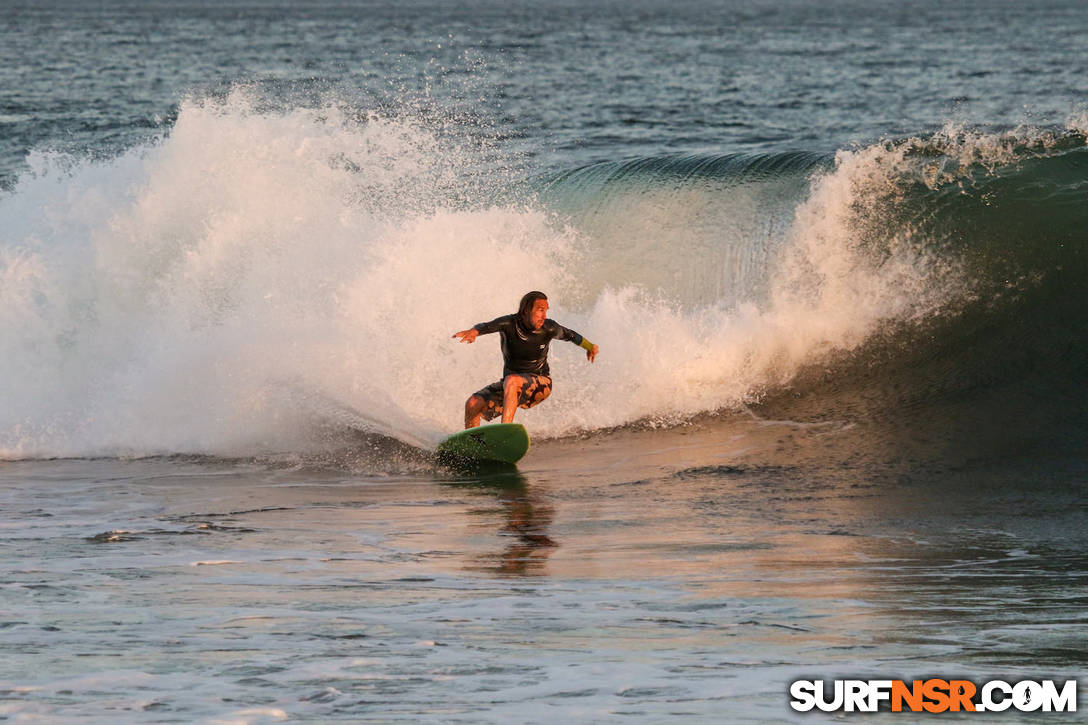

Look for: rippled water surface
[4,420,1086,721]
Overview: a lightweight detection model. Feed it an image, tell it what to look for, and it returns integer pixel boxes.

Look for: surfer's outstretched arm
[550,321,599,362]
[453,316,507,343]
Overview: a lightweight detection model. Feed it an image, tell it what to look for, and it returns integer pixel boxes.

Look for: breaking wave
[1,89,1085,459]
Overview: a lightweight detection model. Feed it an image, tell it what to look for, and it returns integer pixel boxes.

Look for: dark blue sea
[2,1,1086,721]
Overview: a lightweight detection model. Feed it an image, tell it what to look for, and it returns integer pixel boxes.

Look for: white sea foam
[207,708,289,725]
[190,560,245,566]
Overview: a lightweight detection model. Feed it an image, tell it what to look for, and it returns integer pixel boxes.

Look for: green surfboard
[436,423,530,466]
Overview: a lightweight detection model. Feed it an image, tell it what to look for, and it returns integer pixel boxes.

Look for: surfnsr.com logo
[789,679,1078,713]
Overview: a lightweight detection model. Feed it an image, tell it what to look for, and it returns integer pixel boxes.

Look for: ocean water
[2,0,1087,721]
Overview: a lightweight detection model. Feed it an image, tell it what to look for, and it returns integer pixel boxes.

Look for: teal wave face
[807,136,1088,453]
[538,150,831,192]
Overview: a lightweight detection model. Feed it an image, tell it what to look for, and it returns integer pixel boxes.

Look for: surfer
[453,291,599,428]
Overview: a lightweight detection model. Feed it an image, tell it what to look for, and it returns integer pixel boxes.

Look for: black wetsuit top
[473,314,585,378]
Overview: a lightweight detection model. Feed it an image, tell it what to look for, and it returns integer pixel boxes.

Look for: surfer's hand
[587,344,598,362]
[453,329,479,343]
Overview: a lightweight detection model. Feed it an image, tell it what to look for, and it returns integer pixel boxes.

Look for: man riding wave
[453,291,599,428]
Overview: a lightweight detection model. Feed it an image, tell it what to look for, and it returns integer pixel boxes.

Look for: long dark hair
[517,291,548,328]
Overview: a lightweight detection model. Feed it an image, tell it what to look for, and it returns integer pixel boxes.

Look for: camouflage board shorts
[475,374,552,421]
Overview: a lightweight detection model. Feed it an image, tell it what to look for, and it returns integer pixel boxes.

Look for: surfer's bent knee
[470,374,552,423]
